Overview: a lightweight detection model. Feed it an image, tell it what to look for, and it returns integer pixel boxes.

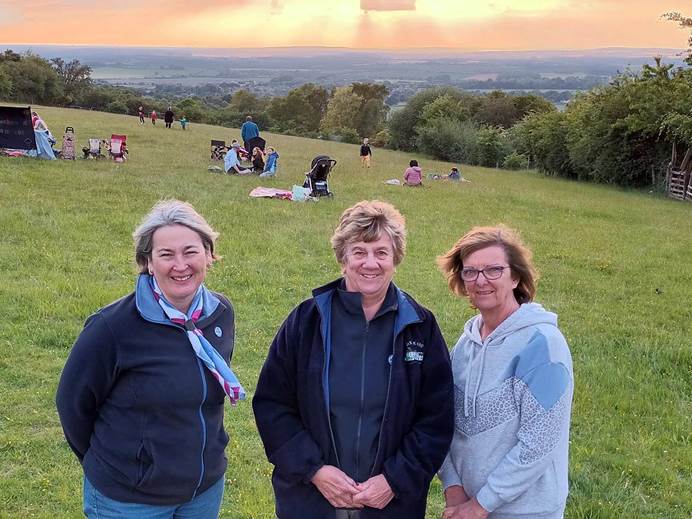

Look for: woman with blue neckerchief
[56,199,244,518]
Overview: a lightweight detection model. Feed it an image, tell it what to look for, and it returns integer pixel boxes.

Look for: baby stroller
[304,155,337,197]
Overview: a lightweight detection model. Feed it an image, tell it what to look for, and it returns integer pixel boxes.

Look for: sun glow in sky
[0,0,685,50]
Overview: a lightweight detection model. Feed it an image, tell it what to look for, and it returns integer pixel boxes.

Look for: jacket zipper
[369,328,396,478]
[355,320,369,479]
[323,331,342,469]
[190,355,208,500]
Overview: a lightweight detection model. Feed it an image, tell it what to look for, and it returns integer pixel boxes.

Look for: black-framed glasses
[460,265,509,282]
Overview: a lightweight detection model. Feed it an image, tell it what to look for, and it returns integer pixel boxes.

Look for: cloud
[270,0,284,14]
[0,6,24,27]
[361,0,415,12]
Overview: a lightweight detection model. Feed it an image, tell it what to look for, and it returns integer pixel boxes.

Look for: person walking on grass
[240,115,260,154]
[150,110,157,126]
[138,106,145,125]
[164,106,175,129]
[360,138,372,168]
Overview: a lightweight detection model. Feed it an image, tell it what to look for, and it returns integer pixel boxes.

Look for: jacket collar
[312,278,422,334]
[135,273,221,326]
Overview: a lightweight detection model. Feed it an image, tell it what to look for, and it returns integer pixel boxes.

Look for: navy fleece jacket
[56,275,235,505]
[252,279,454,519]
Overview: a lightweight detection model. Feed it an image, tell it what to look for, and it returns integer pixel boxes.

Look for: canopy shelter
[0,106,36,150]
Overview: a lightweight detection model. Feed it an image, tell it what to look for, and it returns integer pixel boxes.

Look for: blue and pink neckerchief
[149,275,245,405]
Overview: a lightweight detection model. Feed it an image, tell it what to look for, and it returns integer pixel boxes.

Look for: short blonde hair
[133,200,219,273]
[437,225,537,304]
[331,200,407,266]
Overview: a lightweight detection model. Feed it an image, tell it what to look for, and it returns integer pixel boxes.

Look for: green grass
[1,106,690,518]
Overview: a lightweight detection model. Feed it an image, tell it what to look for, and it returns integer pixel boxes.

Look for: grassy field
[0,106,690,518]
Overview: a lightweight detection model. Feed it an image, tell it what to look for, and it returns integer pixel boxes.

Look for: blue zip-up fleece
[438,303,573,518]
[252,279,454,519]
[56,275,235,505]
[240,120,259,142]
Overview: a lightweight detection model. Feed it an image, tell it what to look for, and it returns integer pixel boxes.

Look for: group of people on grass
[222,116,279,177]
[359,136,463,186]
[138,106,188,130]
[223,139,279,177]
[57,198,573,519]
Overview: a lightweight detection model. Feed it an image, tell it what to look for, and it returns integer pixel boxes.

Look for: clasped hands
[311,465,394,510]
[442,485,489,519]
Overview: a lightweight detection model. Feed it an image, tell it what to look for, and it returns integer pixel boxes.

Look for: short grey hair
[331,200,407,266]
[133,200,219,273]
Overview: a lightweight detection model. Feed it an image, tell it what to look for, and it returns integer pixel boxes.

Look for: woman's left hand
[442,497,489,519]
[352,474,394,509]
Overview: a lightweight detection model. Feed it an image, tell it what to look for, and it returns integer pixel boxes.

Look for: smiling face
[342,234,395,307]
[462,245,519,317]
[148,224,211,313]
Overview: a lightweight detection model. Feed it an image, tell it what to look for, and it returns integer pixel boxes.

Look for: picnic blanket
[249,187,293,200]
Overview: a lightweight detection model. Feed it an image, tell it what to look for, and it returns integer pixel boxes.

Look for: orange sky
[0,0,687,50]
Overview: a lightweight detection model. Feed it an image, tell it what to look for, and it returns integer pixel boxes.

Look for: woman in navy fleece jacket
[56,200,242,517]
[253,200,454,518]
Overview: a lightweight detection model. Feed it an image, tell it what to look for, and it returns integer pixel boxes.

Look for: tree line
[3,16,692,190]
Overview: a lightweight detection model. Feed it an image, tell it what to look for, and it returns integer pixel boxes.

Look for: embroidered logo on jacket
[404,340,424,362]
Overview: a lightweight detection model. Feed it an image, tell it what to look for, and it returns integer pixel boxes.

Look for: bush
[105,100,129,114]
[416,117,479,163]
[370,129,390,147]
[332,127,361,144]
[476,126,513,168]
[502,151,529,170]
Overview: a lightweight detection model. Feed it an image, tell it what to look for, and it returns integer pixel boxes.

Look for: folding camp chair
[110,134,127,162]
[83,138,103,159]
[61,127,76,160]
[211,140,226,161]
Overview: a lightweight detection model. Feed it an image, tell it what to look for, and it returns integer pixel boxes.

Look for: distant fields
[0,106,690,518]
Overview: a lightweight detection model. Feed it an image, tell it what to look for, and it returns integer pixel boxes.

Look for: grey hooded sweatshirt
[438,303,573,518]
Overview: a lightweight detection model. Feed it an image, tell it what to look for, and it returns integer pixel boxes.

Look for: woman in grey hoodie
[436,226,573,519]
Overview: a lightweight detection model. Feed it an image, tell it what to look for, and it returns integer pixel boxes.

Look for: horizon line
[0,43,686,54]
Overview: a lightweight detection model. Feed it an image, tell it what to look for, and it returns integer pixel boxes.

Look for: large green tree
[268,83,329,135]
[2,54,62,104]
[50,58,92,105]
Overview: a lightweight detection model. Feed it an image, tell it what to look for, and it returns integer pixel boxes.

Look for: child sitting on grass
[260,147,280,177]
[403,159,423,186]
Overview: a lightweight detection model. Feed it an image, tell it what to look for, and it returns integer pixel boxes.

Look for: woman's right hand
[311,465,362,509]
[444,485,469,507]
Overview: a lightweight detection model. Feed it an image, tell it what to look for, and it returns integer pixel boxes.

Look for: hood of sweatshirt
[461,302,558,418]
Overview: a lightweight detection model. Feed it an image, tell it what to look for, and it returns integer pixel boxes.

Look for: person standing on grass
[254,200,454,519]
[437,226,573,519]
[403,160,423,186]
[180,115,188,130]
[150,110,157,126]
[360,138,372,168]
[164,106,175,129]
[56,200,245,518]
[240,115,259,154]
[138,105,145,125]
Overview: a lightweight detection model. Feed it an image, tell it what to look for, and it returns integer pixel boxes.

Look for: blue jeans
[83,476,224,518]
